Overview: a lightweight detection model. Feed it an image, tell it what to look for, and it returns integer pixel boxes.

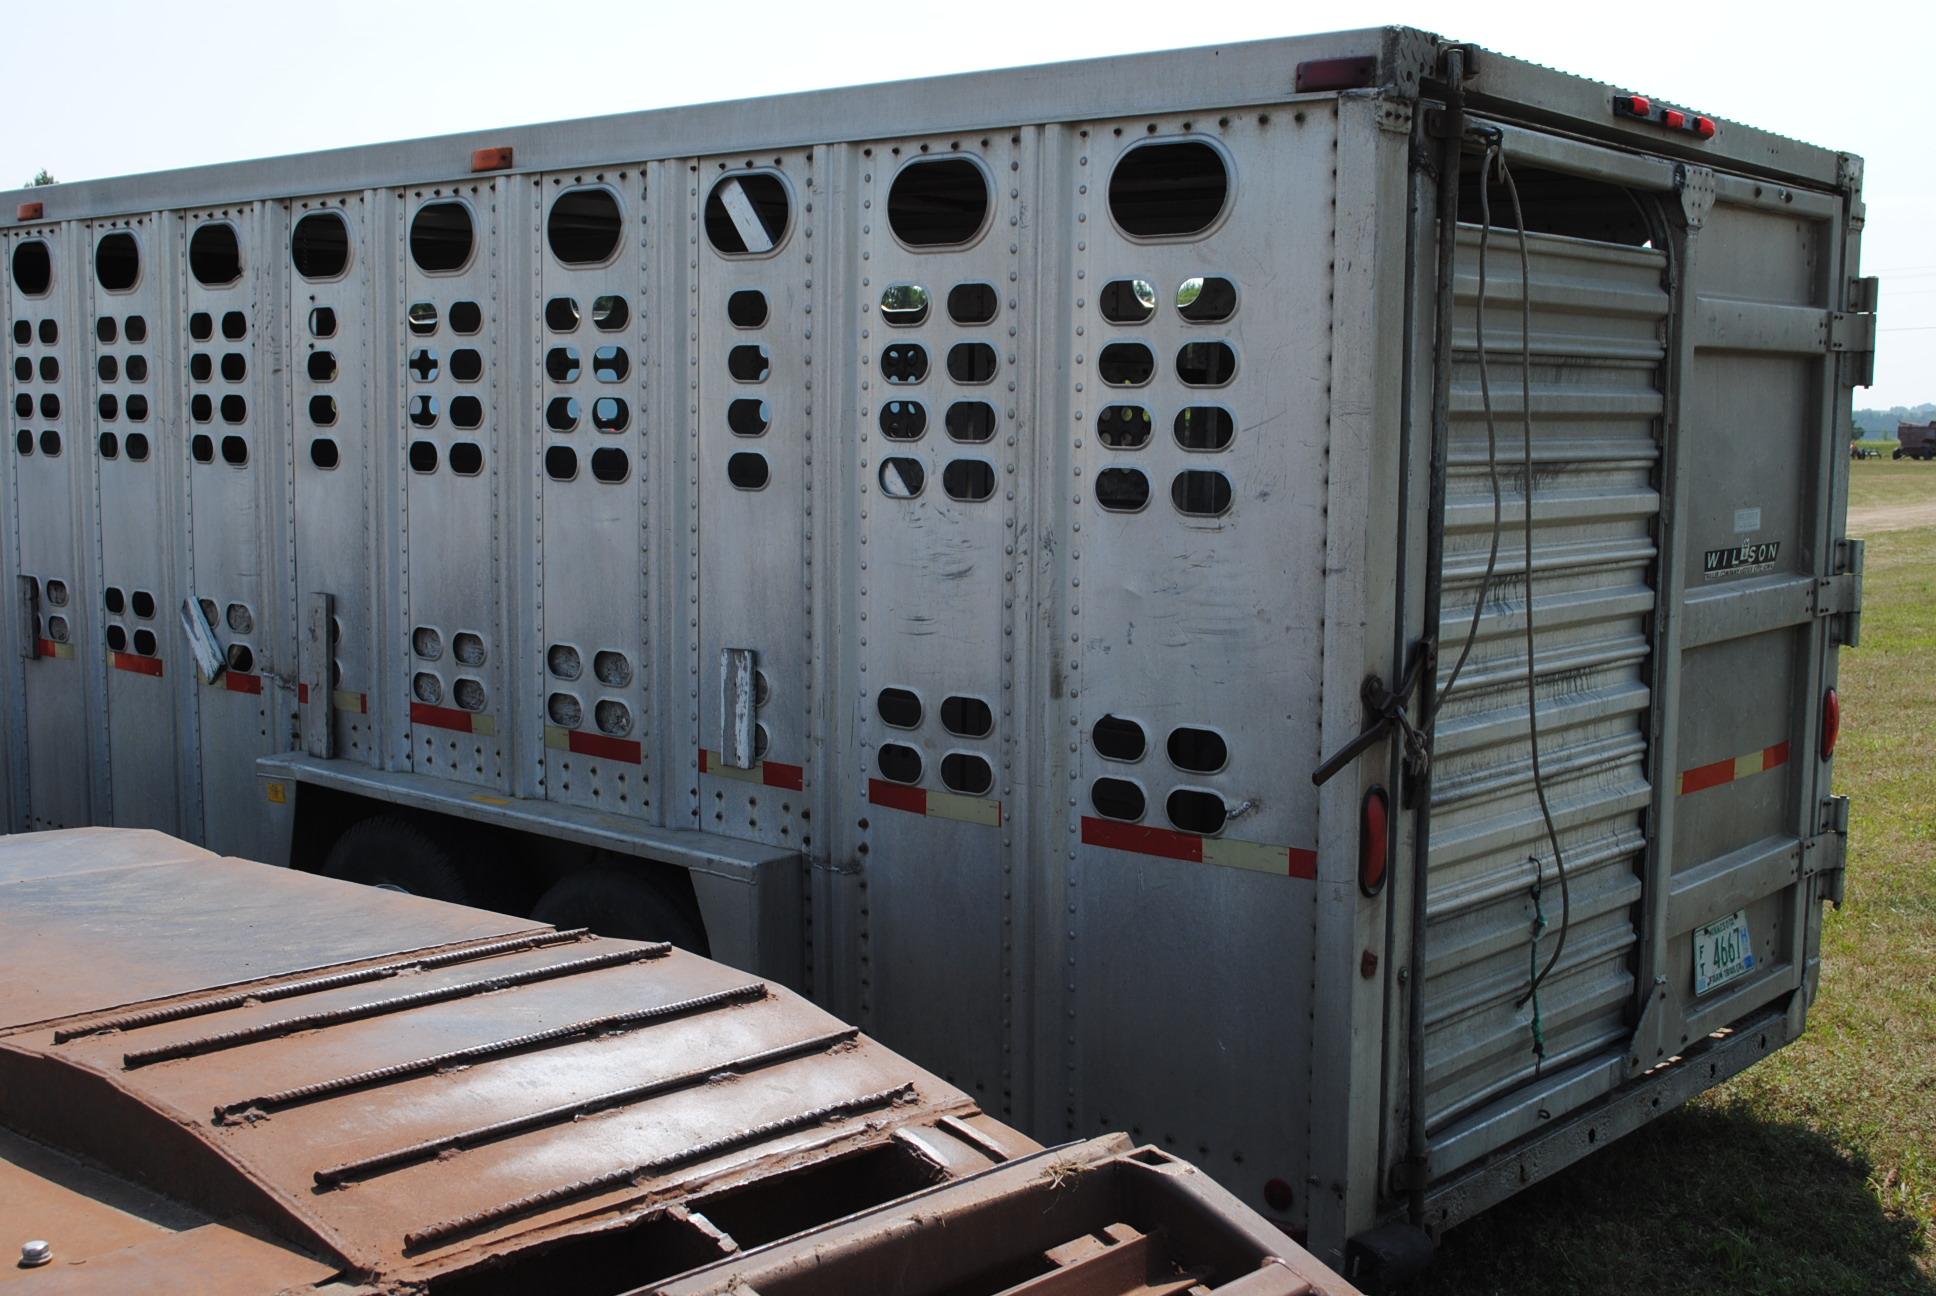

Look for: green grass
[1422,468,1936,1294]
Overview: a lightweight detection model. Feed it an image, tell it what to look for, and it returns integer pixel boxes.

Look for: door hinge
[1815,539,1864,646]
[1808,796,1851,908]
[1830,294,1877,388]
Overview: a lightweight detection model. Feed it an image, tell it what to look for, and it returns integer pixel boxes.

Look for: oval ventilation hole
[189,351,213,380]
[728,345,770,382]
[96,232,140,292]
[1178,276,1237,322]
[408,395,438,428]
[547,397,581,431]
[942,752,994,796]
[106,625,127,652]
[877,743,923,785]
[189,223,243,286]
[593,397,628,432]
[728,290,769,328]
[309,395,338,426]
[131,590,155,619]
[1098,343,1154,386]
[880,284,929,327]
[97,432,119,458]
[220,435,248,465]
[1174,406,1234,451]
[1176,341,1237,387]
[226,602,254,634]
[104,587,125,615]
[547,692,582,728]
[880,343,927,384]
[407,302,438,335]
[546,346,581,382]
[1109,140,1231,239]
[1091,777,1146,822]
[222,352,247,382]
[704,173,791,256]
[1096,467,1150,512]
[127,398,149,424]
[1099,278,1157,324]
[307,351,337,382]
[309,307,336,337]
[728,398,769,436]
[595,700,633,736]
[876,687,922,729]
[942,459,995,502]
[593,346,629,382]
[546,297,581,332]
[944,401,995,443]
[591,447,629,483]
[547,644,582,682]
[413,672,444,705]
[947,282,998,325]
[291,212,350,280]
[45,581,68,607]
[46,616,70,645]
[410,201,474,273]
[1167,726,1229,773]
[42,355,60,381]
[450,396,482,429]
[409,440,439,473]
[449,301,482,334]
[593,649,632,687]
[38,430,60,456]
[879,400,926,440]
[946,342,998,384]
[1098,405,1151,449]
[726,451,768,490]
[452,678,487,713]
[592,295,629,331]
[190,434,213,462]
[310,438,339,469]
[879,457,925,499]
[1092,715,1146,762]
[547,187,623,265]
[450,348,482,382]
[1167,788,1228,835]
[225,644,254,673]
[1172,470,1233,517]
[452,631,486,666]
[132,628,157,657]
[11,240,52,296]
[887,158,990,247]
[544,445,577,481]
[941,695,993,738]
[99,397,119,424]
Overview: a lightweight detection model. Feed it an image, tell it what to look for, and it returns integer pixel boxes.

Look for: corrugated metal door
[1424,222,1667,1138]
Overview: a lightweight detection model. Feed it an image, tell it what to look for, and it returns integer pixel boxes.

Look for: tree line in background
[1856,403,1936,437]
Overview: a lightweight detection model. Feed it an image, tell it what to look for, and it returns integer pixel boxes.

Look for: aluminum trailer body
[0,28,1869,1274]
[0,827,1355,1295]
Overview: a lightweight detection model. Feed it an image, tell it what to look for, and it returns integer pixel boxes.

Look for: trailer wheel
[532,866,708,953]
[319,815,477,905]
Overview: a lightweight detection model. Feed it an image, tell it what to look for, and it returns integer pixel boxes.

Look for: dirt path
[1849,498,1936,535]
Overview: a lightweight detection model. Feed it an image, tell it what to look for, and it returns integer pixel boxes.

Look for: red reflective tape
[697,748,710,773]
[224,671,263,694]
[868,778,926,816]
[567,729,641,764]
[298,682,310,703]
[111,651,164,677]
[1678,757,1735,796]
[410,701,475,732]
[1763,740,1790,771]
[1294,55,1378,93]
[762,759,805,791]
[1288,847,1319,880]
[34,639,56,658]
[1080,816,1204,864]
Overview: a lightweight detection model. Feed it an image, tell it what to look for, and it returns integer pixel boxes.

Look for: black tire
[319,815,477,905]
[1893,449,1903,460]
[532,866,708,952]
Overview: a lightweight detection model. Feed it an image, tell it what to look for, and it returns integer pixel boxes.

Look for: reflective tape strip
[545,724,641,764]
[866,779,1001,827]
[1080,816,1317,879]
[298,682,370,714]
[411,702,497,737]
[699,749,804,791]
[224,671,263,695]
[34,639,75,660]
[110,651,164,677]
[1679,740,1790,796]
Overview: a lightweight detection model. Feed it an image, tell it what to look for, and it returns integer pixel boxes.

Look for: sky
[4,0,1929,406]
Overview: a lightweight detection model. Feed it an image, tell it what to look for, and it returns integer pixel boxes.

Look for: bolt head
[19,1240,51,1268]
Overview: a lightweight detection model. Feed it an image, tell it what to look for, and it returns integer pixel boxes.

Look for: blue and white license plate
[1693,910,1755,995]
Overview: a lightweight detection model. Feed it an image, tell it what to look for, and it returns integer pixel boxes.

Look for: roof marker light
[1695,116,1718,139]
[1662,109,1686,130]
[16,201,43,221]
[470,146,514,173]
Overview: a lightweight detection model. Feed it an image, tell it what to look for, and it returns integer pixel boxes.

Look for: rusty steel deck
[0,828,1353,1294]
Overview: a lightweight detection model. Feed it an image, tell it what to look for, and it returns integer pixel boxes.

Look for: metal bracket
[1626,974,1670,1075]
[1817,539,1864,647]
[1674,164,1715,231]
[719,647,757,770]
[1830,308,1878,388]
[1810,798,1851,908]
[16,576,39,660]
[303,592,334,759]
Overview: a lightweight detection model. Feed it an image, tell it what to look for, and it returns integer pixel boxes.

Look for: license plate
[1693,910,1755,995]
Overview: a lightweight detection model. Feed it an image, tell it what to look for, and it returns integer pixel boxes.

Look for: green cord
[1528,857,1547,1064]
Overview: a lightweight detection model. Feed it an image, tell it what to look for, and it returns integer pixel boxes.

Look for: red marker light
[1624,95,1652,117]
[1821,688,1841,760]
[1663,109,1686,130]
[1695,116,1717,139]
[470,146,514,173]
[16,201,43,221]
[1359,785,1390,898]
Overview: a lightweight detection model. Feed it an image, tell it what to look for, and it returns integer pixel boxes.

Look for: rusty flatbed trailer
[0,828,1355,1295]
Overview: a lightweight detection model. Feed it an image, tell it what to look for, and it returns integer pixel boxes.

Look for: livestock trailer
[1894,422,1935,459]
[0,827,1356,1295]
[0,26,1870,1277]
